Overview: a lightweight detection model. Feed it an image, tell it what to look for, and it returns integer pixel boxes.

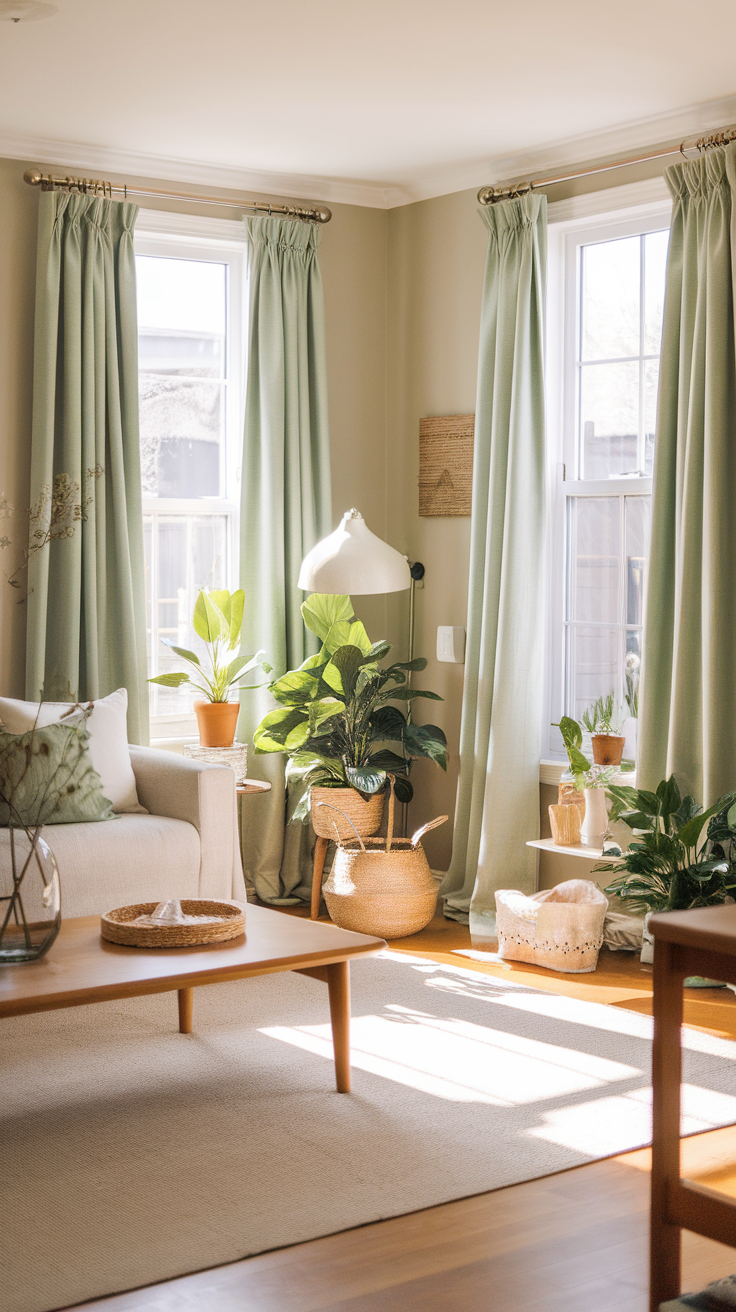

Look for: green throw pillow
[0,717,115,827]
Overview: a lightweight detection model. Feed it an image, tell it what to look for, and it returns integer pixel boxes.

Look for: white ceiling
[2,0,736,205]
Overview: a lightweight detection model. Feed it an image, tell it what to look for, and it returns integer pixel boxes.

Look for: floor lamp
[298,508,425,835]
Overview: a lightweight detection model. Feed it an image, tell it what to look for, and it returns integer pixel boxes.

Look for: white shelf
[527,837,606,860]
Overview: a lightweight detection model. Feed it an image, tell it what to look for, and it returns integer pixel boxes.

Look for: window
[135,222,246,739]
[546,207,671,757]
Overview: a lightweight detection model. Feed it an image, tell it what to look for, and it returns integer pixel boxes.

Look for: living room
[3,3,736,1310]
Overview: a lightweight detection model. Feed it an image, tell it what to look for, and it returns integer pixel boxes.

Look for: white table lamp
[298,509,411,595]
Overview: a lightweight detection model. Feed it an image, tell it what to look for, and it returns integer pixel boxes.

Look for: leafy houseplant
[581,693,626,766]
[595,777,736,915]
[554,715,619,847]
[148,589,270,747]
[253,593,447,822]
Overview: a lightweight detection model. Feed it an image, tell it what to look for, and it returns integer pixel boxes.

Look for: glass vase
[0,826,61,964]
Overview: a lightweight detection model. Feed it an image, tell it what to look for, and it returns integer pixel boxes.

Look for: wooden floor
[70,910,736,1311]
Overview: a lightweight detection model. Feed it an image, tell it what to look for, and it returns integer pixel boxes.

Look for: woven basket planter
[310,786,384,840]
[318,781,447,940]
[101,900,246,948]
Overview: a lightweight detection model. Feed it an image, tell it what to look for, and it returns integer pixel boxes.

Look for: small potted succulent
[253,593,447,837]
[581,693,626,767]
[596,777,736,973]
[148,589,270,747]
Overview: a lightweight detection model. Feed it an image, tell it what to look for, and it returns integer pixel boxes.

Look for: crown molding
[547,175,671,225]
[3,89,736,215]
[390,91,736,205]
[0,131,402,211]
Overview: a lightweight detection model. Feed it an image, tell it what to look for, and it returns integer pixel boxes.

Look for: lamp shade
[298,510,410,595]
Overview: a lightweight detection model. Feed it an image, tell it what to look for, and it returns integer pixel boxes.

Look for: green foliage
[596,776,736,914]
[253,594,447,815]
[148,588,270,703]
[581,692,622,736]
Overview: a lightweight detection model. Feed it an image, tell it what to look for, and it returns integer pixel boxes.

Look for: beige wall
[0,159,390,701]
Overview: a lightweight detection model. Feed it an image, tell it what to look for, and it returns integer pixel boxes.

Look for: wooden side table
[649,905,736,1311]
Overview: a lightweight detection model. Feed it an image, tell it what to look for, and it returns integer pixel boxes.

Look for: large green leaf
[147,672,190,687]
[386,688,443,702]
[227,590,245,648]
[161,640,201,667]
[308,699,344,735]
[364,640,392,664]
[269,666,322,706]
[193,590,228,644]
[321,619,373,657]
[679,793,736,850]
[345,765,387,796]
[226,652,262,685]
[367,748,411,774]
[301,593,354,642]
[388,657,428,673]
[284,721,311,751]
[253,706,307,753]
[370,705,407,739]
[403,722,448,768]
[323,645,364,698]
[392,774,413,803]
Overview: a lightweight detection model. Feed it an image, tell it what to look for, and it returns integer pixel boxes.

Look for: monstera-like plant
[253,594,447,820]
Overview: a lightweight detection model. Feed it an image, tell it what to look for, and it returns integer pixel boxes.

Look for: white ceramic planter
[581,788,608,848]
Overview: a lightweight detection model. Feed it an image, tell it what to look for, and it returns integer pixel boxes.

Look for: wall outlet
[437,625,466,663]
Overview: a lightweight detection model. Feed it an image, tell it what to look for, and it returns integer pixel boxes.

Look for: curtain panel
[25,191,148,744]
[238,215,332,904]
[638,142,736,805]
[440,193,547,935]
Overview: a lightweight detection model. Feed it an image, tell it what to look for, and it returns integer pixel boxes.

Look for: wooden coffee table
[0,904,385,1093]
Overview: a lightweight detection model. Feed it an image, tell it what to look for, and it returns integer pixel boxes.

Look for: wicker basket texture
[320,782,447,939]
[310,786,384,840]
[101,900,246,949]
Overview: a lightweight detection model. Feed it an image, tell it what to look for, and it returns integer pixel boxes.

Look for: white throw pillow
[0,688,146,815]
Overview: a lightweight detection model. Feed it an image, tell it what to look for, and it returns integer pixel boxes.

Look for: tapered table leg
[650,938,683,1311]
[327,960,351,1093]
[178,987,193,1034]
[311,835,329,920]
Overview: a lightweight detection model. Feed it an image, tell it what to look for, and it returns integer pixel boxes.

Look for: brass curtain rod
[478,127,736,205]
[23,168,332,224]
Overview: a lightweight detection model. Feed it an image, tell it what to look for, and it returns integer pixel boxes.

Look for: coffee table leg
[178,987,193,1034]
[327,961,350,1093]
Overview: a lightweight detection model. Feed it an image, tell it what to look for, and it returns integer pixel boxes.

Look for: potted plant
[595,777,736,969]
[253,593,447,837]
[581,693,626,766]
[554,716,618,847]
[148,589,270,747]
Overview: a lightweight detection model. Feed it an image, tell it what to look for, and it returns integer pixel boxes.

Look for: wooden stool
[311,836,330,919]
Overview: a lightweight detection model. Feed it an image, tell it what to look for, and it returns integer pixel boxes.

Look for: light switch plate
[437,625,466,663]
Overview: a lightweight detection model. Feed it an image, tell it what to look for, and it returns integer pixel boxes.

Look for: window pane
[625,497,650,627]
[567,497,620,624]
[566,625,620,723]
[580,361,639,478]
[581,235,640,361]
[644,358,659,477]
[137,256,227,500]
[144,513,228,717]
[644,229,669,356]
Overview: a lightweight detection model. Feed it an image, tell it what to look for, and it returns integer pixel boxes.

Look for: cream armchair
[1,748,246,919]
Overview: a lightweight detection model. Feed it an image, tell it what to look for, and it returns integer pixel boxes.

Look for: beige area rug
[3,952,736,1312]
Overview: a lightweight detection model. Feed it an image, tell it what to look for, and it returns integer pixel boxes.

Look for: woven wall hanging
[418,414,474,516]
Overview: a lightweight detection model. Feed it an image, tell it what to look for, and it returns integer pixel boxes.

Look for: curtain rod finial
[24,168,43,187]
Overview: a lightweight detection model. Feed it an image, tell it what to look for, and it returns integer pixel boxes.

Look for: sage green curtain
[25,191,148,744]
[238,216,332,903]
[638,143,736,805]
[440,193,547,935]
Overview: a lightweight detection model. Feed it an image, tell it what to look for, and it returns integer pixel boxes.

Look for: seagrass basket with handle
[319,778,447,939]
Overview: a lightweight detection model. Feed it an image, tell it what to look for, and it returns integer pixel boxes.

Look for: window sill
[540,759,566,785]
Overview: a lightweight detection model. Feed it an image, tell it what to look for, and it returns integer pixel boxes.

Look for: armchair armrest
[129,747,245,902]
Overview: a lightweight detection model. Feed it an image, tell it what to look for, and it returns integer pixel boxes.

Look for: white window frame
[134,211,248,743]
[543,197,672,762]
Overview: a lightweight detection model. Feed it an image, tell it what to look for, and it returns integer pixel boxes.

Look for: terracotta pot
[194,701,240,748]
[591,733,625,766]
[310,787,384,841]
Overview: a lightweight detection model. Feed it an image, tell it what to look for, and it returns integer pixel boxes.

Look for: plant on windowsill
[594,777,736,975]
[581,692,627,767]
[148,589,271,748]
[554,715,620,848]
[253,593,447,840]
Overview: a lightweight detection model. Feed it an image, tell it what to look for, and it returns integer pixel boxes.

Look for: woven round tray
[100,900,246,949]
